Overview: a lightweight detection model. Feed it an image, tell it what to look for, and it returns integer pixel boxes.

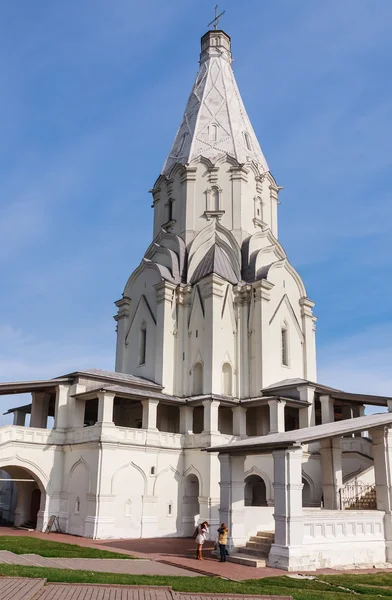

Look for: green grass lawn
[1,564,392,600]
[0,536,133,559]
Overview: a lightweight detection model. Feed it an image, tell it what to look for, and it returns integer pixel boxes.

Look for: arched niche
[244,474,267,507]
[192,362,203,395]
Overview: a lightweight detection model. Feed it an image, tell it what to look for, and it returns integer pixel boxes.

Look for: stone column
[114,297,131,372]
[268,446,304,571]
[54,385,69,430]
[232,406,247,437]
[202,399,220,434]
[372,427,392,561]
[320,437,342,509]
[142,399,159,430]
[218,453,246,549]
[353,405,366,437]
[13,410,26,426]
[30,392,51,429]
[97,392,115,424]
[179,405,194,434]
[297,385,316,428]
[268,399,286,434]
[320,394,334,424]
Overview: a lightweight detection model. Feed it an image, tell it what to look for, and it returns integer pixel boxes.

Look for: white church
[1,27,392,571]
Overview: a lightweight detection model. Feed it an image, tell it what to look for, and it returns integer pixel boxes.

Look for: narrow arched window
[165,199,174,222]
[193,362,203,395]
[244,131,252,151]
[75,497,81,514]
[281,327,289,366]
[209,124,218,141]
[139,322,147,365]
[222,363,233,396]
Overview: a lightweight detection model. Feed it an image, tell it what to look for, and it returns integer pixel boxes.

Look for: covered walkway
[209,411,392,571]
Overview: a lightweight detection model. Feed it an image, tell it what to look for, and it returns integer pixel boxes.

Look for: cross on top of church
[207,5,225,30]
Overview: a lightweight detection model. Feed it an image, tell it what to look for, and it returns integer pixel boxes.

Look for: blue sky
[0,0,391,422]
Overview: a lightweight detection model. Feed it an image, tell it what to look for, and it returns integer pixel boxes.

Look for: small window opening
[196,330,198,338]
[168,504,172,516]
[75,497,80,514]
[257,208,260,216]
[244,131,252,151]
[139,323,147,365]
[150,466,155,475]
[211,186,219,211]
[281,328,289,366]
[209,124,218,141]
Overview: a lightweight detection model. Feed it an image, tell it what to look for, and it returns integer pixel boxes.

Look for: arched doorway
[244,475,267,506]
[0,465,46,530]
[183,474,200,536]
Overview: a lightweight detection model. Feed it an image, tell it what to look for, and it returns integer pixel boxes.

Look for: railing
[0,424,240,450]
[340,483,377,510]
[0,425,63,445]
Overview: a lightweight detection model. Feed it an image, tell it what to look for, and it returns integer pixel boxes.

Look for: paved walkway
[0,579,293,600]
[0,550,199,577]
[1,527,392,581]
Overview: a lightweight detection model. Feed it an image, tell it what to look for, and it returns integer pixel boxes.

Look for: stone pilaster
[97,392,115,425]
[299,298,317,382]
[114,297,131,372]
[372,427,392,561]
[154,280,177,392]
[251,279,274,394]
[268,446,306,571]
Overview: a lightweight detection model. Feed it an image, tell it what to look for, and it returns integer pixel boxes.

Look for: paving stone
[38,584,173,600]
[0,577,46,600]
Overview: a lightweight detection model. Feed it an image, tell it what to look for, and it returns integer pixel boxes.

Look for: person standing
[194,521,209,560]
[217,523,228,562]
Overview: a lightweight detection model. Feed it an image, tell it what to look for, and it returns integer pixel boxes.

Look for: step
[237,546,269,558]
[246,541,272,552]
[256,531,274,539]
[226,552,267,568]
[249,536,274,544]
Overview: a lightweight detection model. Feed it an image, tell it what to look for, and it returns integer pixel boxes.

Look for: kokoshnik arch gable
[1,27,392,571]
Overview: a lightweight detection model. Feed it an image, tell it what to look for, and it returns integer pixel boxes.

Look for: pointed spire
[162,30,268,175]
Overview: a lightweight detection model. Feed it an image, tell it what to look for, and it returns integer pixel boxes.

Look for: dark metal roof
[72,384,182,403]
[60,368,162,390]
[190,245,239,285]
[207,411,392,455]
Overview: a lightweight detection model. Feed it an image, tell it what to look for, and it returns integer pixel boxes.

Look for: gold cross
[207,4,225,30]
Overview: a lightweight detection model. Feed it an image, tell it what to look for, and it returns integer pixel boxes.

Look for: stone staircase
[227,530,274,567]
[345,485,377,510]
